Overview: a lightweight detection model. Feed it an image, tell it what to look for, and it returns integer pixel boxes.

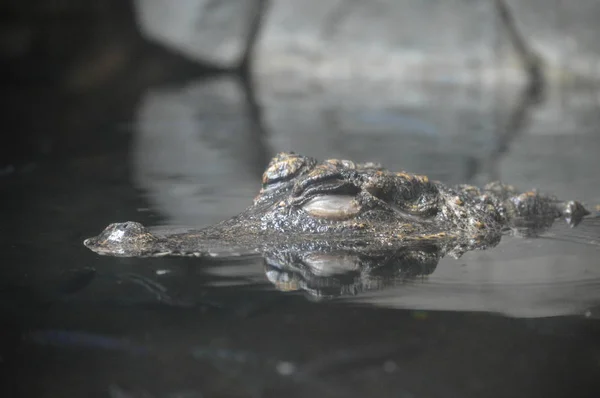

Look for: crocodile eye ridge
[262,152,306,186]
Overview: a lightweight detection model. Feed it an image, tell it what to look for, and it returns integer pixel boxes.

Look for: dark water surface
[2,74,600,397]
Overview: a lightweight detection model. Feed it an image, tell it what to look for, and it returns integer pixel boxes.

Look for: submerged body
[84,152,590,259]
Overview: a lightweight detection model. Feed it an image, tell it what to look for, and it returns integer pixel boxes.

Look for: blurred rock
[255,0,600,85]
[134,0,266,69]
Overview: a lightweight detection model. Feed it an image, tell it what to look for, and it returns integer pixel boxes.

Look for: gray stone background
[136,0,600,85]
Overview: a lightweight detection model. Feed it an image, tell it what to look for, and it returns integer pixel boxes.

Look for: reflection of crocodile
[84,152,590,259]
[264,245,441,300]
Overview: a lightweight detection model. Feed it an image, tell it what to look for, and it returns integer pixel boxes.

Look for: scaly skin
[83,152,590,259]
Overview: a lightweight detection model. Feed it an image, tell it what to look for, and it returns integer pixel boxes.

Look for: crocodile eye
[302,195,361,220]
[262,153,306,186]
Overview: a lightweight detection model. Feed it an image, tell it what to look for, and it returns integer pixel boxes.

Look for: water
[2,73,600,397]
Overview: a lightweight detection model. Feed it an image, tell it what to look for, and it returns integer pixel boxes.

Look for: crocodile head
[84,152,503,257]
[221,152,501,246]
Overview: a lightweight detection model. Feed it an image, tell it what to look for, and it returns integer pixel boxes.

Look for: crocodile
[84,152,590,260]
